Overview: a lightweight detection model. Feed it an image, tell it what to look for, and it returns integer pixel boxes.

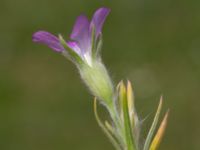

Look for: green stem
[109,105,125,147]
[94,98,122,150]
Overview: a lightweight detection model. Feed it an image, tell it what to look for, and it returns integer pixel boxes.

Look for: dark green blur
[0,0,200,149]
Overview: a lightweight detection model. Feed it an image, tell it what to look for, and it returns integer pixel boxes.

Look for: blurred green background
[0,0,200,149]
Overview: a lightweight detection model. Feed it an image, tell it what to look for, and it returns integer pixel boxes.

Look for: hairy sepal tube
[33,7,169,150]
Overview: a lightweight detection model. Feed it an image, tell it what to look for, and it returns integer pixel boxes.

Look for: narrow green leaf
[127,80,139,129]
[94,98,122,150]
[149,110,169,150]
[105,120,123,142]
[127,80,140,149]
[143,96,163,150]
[119,82,136,150]
[105,121,115,135]
[117,81,124,121]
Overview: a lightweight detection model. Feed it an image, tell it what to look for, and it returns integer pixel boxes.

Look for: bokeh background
[0,0,200,149]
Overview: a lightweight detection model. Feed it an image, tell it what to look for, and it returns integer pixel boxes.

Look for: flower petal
[70,15,90,53]
[32,31,64,52]
[91,7,110,38]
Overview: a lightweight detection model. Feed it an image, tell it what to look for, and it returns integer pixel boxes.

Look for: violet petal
[32,31,64,52]
[70,15,90,53]
[91,7,110,38]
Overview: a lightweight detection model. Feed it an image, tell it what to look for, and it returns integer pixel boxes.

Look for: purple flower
[33,7,110,65]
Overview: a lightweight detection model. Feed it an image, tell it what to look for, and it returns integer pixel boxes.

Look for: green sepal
[90,25,103,60]
[90,24,96,59]
[58,35,83,65]
[95,33,103,58]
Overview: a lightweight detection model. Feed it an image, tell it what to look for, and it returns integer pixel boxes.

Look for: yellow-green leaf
[149,110,169,150]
